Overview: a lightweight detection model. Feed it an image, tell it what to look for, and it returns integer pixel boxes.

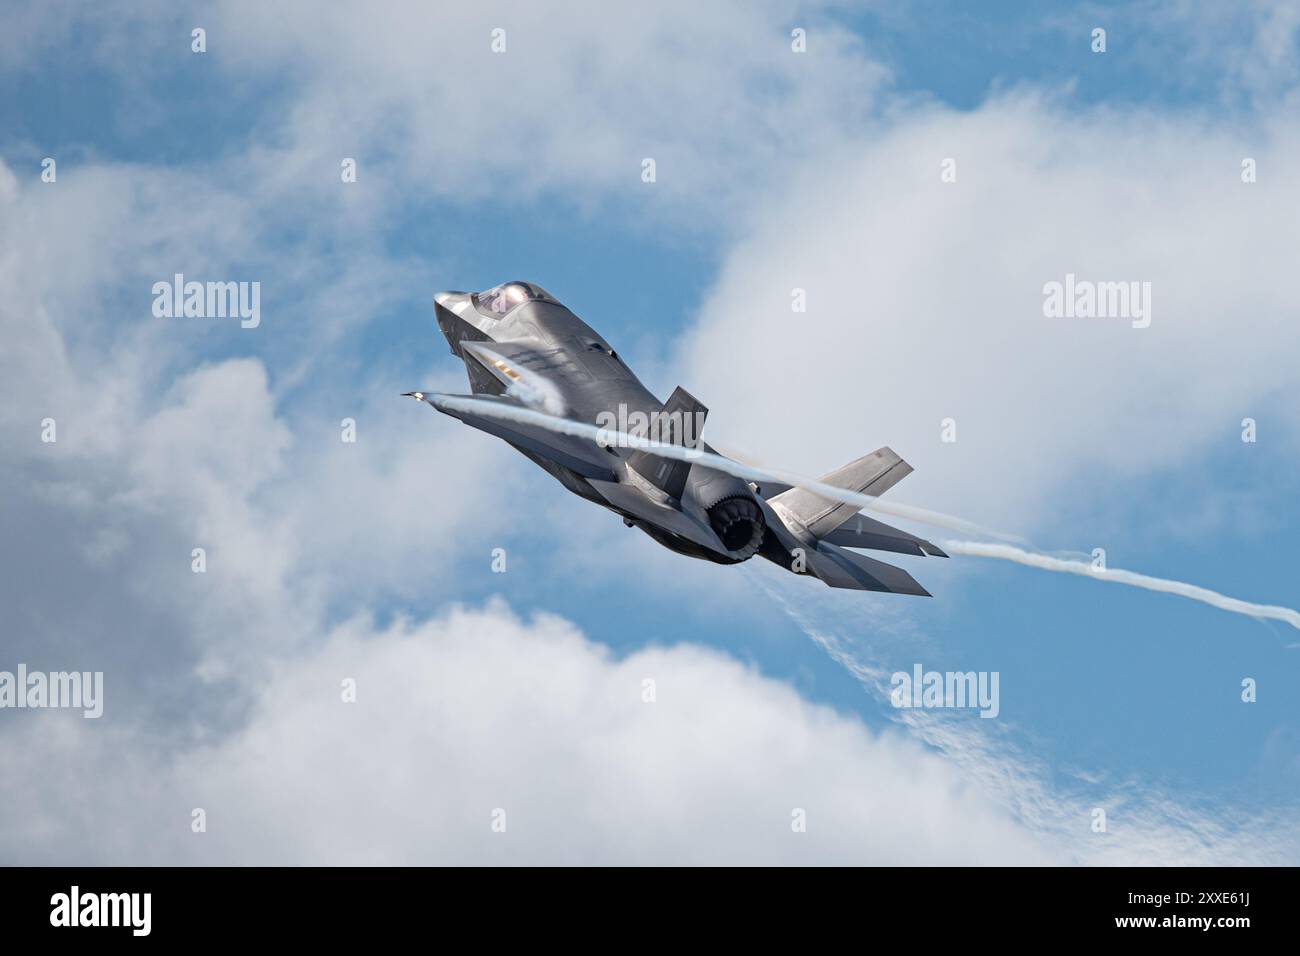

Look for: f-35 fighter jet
[408,281,947,595]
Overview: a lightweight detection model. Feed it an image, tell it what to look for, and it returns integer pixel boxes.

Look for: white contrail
[428,393,1020,542]
[942,540,1300,631]
[425,392,1300,631]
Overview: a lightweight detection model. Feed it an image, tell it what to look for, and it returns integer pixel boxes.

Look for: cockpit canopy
[475,281,558,316]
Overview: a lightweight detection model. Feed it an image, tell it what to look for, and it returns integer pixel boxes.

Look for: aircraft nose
[433,291,471,354]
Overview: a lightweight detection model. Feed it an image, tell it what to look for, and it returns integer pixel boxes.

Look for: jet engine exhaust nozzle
[707,495,765,560]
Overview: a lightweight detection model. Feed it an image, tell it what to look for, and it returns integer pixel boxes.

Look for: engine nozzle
[706,495,765,560]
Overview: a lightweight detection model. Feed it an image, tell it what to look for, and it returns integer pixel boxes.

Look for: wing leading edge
[412,393,617,482]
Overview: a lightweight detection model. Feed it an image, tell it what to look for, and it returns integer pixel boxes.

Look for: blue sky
[2,1,1298,863]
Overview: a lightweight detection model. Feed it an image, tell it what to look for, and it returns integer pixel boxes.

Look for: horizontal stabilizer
[824,512,949,558]
[417,393,617,482]
[805,542,931,596]
[769,447,912,537]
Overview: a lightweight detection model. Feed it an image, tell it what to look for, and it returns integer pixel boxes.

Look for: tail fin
[769,447,912,537]
[626,386,707,500]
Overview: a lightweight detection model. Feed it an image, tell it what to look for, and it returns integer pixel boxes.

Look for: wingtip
[402,391,444,409]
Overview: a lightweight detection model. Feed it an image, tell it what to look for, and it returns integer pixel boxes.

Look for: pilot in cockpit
[476,281,557,317]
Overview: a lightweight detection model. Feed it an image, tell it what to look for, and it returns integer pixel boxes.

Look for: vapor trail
[428,393,1300,631]
[429,393,1020,542]
[941,540,1300,630]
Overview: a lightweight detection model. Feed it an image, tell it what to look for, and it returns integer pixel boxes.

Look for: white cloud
[202,0,887,223]
[674,92,1300,535]
[9,594,1291,865]
[0,599,1057,864]
[1142,0,1300,107]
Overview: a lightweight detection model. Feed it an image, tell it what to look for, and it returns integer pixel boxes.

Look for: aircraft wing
[414,393,617,482]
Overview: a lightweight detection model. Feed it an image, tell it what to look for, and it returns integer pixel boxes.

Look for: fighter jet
[407,281,947,595]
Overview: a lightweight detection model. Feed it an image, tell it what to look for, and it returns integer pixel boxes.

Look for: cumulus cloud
[674,92,1300,536]
[2,0,890,234]
[204,0,887,223]
[0,155,527,738]
[9,593,1290,865]
[0,600,1057,864]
